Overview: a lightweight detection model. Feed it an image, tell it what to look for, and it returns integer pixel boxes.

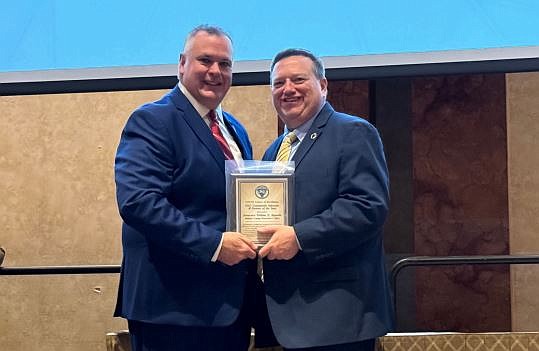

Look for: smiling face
[179,31,233,110]
[271,55,327,129]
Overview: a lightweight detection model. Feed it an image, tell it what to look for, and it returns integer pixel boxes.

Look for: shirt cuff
[295,230,302,250]
[211,234,225,262]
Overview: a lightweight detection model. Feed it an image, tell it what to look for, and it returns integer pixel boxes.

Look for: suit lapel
[266,134,285,161]
[169,86,226,172]
[291,102,333,168]
[223,112,250,160]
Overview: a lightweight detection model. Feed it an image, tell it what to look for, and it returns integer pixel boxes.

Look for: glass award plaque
[226,161,295,247]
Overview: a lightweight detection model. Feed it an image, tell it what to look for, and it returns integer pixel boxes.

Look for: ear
[178,54,186,77]
[320,78,328,97]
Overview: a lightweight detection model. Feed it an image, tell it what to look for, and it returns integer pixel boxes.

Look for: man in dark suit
[258,49,394,351]
[114,25,259,351]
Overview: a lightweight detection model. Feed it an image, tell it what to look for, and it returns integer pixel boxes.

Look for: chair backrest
[106,330,131,351]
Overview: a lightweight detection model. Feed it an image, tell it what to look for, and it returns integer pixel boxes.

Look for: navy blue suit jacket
[262,103,394,348]
[114,86,254,327]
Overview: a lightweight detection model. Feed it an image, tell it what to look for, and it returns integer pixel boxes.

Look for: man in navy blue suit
[114,25,260,351]
[259,49,394,351]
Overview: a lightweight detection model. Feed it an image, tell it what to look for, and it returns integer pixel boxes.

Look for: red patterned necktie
[208,110,234,160]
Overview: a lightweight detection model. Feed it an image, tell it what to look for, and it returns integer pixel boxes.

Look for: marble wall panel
[411,74,510,331]
[0,85,276,351]
[0,89,161,351]
[506,72,539,331]
[224,85,277,158]
[327,80,370,120]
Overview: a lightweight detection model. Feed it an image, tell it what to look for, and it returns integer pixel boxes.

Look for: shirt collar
[178,81,224,122]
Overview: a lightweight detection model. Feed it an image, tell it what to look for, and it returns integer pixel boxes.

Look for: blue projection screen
[1,0,539,83]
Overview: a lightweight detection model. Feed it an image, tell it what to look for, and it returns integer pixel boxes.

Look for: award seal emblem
[255,185,269,199]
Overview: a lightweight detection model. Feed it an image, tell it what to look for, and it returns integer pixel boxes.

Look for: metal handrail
[3,254,539,330]
[0,265,121,275]
[390,254,539,329]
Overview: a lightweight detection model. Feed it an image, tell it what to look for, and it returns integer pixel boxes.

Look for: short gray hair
[182,25,232,53]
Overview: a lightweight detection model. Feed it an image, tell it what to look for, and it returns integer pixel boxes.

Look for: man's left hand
[258,225,299,260]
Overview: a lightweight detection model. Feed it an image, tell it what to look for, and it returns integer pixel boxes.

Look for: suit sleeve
[293,121,390,265]
[115,108,221,263]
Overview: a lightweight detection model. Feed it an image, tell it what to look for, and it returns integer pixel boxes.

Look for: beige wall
[0,85,276,351]
[507,72,539,331]
[225,85,277,158]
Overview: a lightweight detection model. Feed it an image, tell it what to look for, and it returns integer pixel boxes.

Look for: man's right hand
[217,232,257,265]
